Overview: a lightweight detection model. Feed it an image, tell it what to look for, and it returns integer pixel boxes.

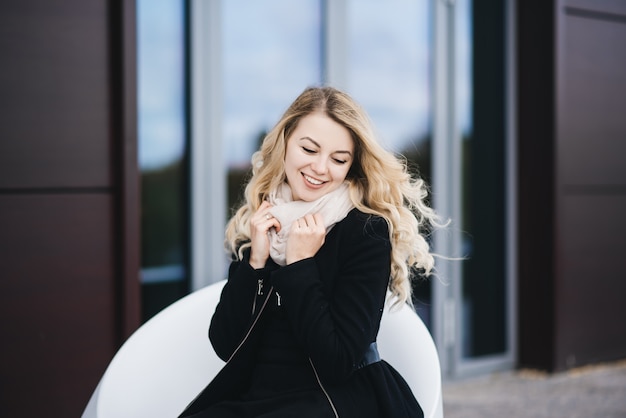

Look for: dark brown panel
[564,0,626,16]
[0,0,139,415]
[0,195,117,416]
[555,195,626,369]
[0,0,112,189]
[516,0,557,371]
[554,0,626,372]
[558,13,626,186]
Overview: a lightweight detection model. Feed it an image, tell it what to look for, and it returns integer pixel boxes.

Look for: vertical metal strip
[191,0,227,290]
[505,0,519,369]
[431,0,461,377]
[322,0,347,89]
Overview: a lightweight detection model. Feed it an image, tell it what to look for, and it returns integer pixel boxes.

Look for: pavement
[442,360,626,418]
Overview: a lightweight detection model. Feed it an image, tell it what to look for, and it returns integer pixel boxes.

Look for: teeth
[304,174,324,185]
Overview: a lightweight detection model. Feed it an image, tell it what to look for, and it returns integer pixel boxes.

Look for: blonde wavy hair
[225,86,441,306]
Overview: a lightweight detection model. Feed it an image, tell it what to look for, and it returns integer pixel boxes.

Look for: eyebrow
[299,137,353,156]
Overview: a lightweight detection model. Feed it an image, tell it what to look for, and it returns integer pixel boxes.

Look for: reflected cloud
[138,0,186,170]
[138,0,471,169]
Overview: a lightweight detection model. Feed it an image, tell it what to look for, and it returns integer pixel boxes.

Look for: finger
[268,217,281,232]
[253,206,274,224]
[303,213,319,228]
[255,201,271,218]
[256,216,280,233]
[313,213,324,227]
[252,211,278,231]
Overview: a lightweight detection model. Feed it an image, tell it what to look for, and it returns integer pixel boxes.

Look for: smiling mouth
[302,173,326,186]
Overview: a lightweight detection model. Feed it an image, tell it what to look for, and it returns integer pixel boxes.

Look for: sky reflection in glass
[138,0,186,171]
[347,0,431,153]
[223,0,322,168]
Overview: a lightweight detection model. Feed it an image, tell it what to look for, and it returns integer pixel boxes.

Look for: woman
[180,86,440,418]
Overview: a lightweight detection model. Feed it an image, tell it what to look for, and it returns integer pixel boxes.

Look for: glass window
[460,0,507,359]
[223,0,322,211]
[346,0,433,327]
[137,0,189,321]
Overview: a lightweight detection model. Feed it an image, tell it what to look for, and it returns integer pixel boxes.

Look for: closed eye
[302,146,316,154]
[333,158,348,165]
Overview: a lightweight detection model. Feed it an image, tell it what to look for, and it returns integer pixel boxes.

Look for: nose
[310,157,328,175]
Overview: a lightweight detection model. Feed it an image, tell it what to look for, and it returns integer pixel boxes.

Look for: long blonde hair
[225,86,441,306]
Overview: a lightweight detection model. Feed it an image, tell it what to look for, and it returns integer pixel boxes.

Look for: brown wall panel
[565,0,626,15]
[556,194,626,369]
[559,12,626,186]
[517,0,557,370]
[0,0,139,415]
[0,194,117,417]
[0,0,112,189]
[519,0,626,372]
[552,0,626,371]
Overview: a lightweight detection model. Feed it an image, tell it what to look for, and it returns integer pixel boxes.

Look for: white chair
[378,299,444,418]
[83,280,443,418]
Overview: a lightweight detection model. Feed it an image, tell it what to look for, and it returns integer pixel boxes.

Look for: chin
[296,192,318,202]
[294,188,324,202]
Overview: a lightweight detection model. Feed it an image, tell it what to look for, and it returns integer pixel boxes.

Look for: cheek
[286,148,304,168]
[284,150,296,170]
[333,165,351,181]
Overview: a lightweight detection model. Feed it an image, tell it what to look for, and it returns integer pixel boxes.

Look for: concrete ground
[442,360,626,418]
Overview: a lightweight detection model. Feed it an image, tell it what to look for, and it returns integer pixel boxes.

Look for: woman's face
[284,112,354,202]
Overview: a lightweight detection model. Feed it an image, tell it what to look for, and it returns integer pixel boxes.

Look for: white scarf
[267,182,354,266]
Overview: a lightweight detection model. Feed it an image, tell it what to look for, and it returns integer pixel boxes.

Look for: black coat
[180,209,424,418]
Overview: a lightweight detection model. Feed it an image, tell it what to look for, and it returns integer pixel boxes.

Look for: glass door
[345,0,434,329]
[432,0,515,377]
[222,0,323,213]
[137,0,190,321]
[189,0,516,378]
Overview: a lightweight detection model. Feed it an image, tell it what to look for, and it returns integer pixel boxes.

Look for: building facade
[0,1,624,416]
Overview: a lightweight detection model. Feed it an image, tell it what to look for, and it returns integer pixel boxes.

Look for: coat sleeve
[270,214,391,384]
[208,251,277,361]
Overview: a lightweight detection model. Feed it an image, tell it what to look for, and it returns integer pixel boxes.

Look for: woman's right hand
[249,201,281,269]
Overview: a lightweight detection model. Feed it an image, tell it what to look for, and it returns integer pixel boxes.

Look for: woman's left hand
[285,213,325,265]
[249,201,282,269]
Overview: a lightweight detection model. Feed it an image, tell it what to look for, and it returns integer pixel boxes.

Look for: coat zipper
[252,278,264,316]
[181,286,274,415]
[309,358,339,418]
[227,285,273,363]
